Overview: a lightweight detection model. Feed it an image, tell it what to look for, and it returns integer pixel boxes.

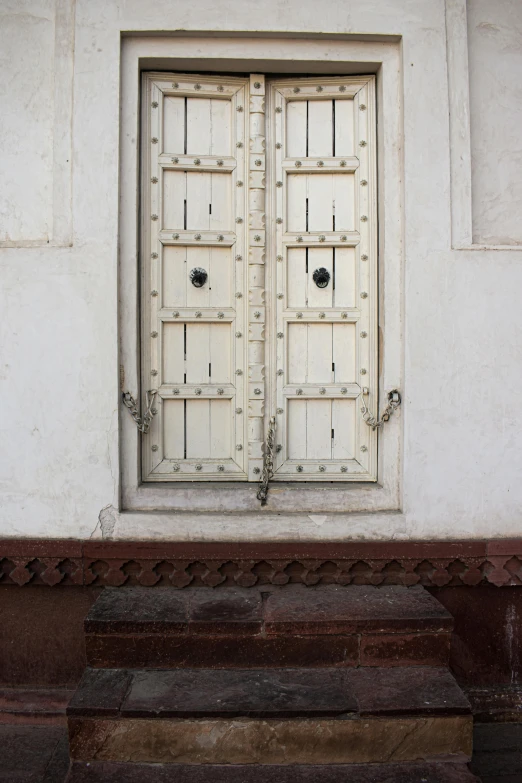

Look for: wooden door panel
[163,399,233,460]
[272,76,377,480]
[163,96,232,155]
[163,246,232,309]
[142,72,248,480]
[286,247,356,309]
[287,323,356,384]
[286,173,355,232]
[285,98,355,158]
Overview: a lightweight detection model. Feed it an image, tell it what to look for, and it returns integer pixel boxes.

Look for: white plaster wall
[0,1,55,242]
[468,0,522,245]
[0,0,522,541]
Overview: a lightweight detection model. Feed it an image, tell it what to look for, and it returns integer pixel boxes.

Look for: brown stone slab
[0,724,69,782]
[67,669,132,717]
[0,539,83,557]
[84,588,189,634]
[265,585,453,635]
[188,589,263,635]
[121,668,357,718]
[349,667,472,717]
[86,633,359,669]
[68,715,473,764]
[85,584,452,639]
[66,761,481,783]
[486,539,522,556]
[81,540,487,561]
[360,632,451,666]
[70,666,470,722]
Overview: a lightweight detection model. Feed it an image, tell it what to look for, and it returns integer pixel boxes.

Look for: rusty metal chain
[359,390,401,431]
[122,389,157,434]
[257,415,276,506]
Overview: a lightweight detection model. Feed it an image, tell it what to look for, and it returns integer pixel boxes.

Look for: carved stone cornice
[1,539,522,588]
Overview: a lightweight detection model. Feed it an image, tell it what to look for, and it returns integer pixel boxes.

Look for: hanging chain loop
[257,416,276,506]
[359,390,401,431]
[122,389,157,434]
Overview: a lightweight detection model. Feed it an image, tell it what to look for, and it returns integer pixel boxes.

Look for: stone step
[85,585,453,669]
[67,666,472,766]
[66,761,481,783]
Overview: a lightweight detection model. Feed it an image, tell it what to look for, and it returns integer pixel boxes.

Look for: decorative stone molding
[1,539,522,588]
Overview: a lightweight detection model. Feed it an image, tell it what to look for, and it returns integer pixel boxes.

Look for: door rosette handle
[312,267,330,288]
[190,268,208,287]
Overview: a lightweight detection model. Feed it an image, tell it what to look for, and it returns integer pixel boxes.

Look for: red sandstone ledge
[1,537,521,587]
[85,585,452,635]
[0,538,490,560]
[83,585,452,669]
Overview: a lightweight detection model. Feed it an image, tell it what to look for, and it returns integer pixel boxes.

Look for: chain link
[359,390,401,431]
[257,415,276,506]
[122,389,157,434]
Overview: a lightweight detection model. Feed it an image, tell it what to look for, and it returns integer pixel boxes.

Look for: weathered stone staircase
[65,585,480,781]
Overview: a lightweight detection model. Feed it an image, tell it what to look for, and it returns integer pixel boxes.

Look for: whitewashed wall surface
[1,0,521,542]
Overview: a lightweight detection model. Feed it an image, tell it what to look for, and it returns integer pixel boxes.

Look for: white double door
[142,72,377,483]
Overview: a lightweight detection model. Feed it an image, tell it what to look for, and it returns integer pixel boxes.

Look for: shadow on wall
[430,586,522,688]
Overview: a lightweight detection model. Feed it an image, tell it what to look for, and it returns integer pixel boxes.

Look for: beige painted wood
[286,247,356,309]
[286,173,356,232]
[334,99,355,157]
[246,73,266,479]
[270,76,377,480]
[142,72,377,484]
[333,246,356,307]
[334,323,356,382]
[163,97,185,153]
[162,170,186,229]
[332,399,356,459]
[163,246,232,309]
[141,73,250,480]
[308,100,333,157]
[186,98,232,156]
[307,248,334,308]
[162,323,185,383]
[285,100,307,158]
[163,399,185,458]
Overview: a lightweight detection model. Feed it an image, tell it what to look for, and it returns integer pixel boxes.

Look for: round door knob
[313,267,330,288]
[190,267,208,287]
